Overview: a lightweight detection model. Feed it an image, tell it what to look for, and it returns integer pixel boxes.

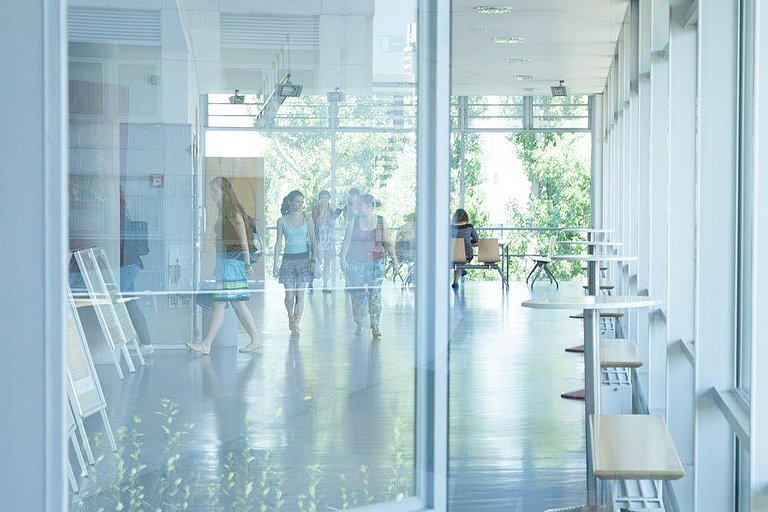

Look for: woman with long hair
[311,190,342,293]
[451,208,478,289]
[342,187,361,228]
[187,177,261,354]
[339,194,399,339]
[274,190,317,335]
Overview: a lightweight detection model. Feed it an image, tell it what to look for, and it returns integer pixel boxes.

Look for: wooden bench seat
[599,339,642,368]
[590,414,685,480]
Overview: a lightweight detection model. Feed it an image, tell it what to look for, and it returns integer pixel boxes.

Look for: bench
[452,238,508,289]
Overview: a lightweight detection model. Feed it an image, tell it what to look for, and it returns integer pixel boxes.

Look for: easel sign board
[93,248,139,343]
[66,301,106,417]
[74,249,125,351]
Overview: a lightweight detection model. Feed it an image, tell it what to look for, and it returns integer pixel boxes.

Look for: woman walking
[274,190,317,335]
[187,177,261,354]
[311,190,342,293]
[339,194,399,339]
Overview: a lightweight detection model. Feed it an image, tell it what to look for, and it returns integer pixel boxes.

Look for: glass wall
[65,2,422,510]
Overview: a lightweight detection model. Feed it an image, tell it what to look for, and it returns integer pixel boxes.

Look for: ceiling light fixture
[513,74,534,80]
[551,80,569,97]
[493,37,524,44]
[476,6,514,14]
[505,58,532,64]
[523,87,538,92]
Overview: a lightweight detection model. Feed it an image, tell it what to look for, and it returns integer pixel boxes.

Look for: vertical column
[647,0,670,414]
[751,1,768,508]
[591,95,604,229]
[695,0,739,510]
[633,0,652,396]
[416,0,450,507]
[666,9,698,510]
[0,0,67,509]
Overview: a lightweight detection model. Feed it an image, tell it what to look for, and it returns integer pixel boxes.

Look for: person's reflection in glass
[120,189,153,354]
[339,194,400,340]
[311,190,342,293]
[187,177,261,355]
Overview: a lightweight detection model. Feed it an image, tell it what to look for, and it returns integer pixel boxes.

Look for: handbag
[242,212,264,264]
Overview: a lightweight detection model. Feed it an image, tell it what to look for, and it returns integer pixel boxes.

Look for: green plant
[297,464,323,512]
[155,399,193,512]
[386,417,409,501]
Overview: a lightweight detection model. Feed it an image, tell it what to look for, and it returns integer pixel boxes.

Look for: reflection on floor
[69,281,586,511]
[448,281,586,511]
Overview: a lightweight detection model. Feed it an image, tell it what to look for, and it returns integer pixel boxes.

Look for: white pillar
[666,7,698,510]
[0,0,67,510]
[591,95,603,228]
[695,0,739,509]
[750,1,768,508]
[417,0,450,507]
[647,0,670,415]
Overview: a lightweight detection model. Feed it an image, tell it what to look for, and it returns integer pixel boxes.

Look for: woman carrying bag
[187,176,261,354]
[339,194,399,339]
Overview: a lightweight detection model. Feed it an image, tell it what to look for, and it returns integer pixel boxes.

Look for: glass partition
[66,1,423,510]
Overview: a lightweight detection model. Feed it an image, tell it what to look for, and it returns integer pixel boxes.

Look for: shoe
[371,327,381,339]
[451,282,459,290]
[186,342,210,355]
[322,288,331,294]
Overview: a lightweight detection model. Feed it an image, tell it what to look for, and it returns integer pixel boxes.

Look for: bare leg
[284,289,297,332]
[293,288,306,332]
[322,248,333,290]
[453,269,461,284]
[231,300,262,351]
[187,301,226,354]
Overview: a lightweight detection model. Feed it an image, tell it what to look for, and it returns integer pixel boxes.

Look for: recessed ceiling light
[513,75,534,80]
[505,58,532,64]
[493,37,524,44]
[476,6,514,14]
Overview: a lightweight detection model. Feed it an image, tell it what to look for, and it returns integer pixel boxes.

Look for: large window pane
[66,1,422,510]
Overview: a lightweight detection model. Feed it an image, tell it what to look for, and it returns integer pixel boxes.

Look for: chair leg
[529,266,540,287]
[496,267,507,289]
[543,265,559,289]
[525,264,538,284]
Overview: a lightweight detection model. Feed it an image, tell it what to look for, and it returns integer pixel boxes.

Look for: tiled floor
[69,280,587,511]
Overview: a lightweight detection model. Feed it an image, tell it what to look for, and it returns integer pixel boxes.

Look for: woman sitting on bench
[451,208,479,289]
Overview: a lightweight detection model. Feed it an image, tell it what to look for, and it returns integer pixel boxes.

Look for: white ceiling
[451,0,629,96]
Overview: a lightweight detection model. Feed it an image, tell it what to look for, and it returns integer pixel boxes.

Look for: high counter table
[553,254,638,359]
[521,294,663,508]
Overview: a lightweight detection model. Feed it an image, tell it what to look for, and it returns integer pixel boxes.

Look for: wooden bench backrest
[478,238,500,263]
[452,238,467,263]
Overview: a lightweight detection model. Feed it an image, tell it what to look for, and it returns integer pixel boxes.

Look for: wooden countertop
[590,414,684,480]
[600,339,642,368]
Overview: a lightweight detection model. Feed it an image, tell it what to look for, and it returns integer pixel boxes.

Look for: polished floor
[69,280,587,511]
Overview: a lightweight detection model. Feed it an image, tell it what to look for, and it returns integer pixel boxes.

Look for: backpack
[243,212,264,264]
[125,219,149,256]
